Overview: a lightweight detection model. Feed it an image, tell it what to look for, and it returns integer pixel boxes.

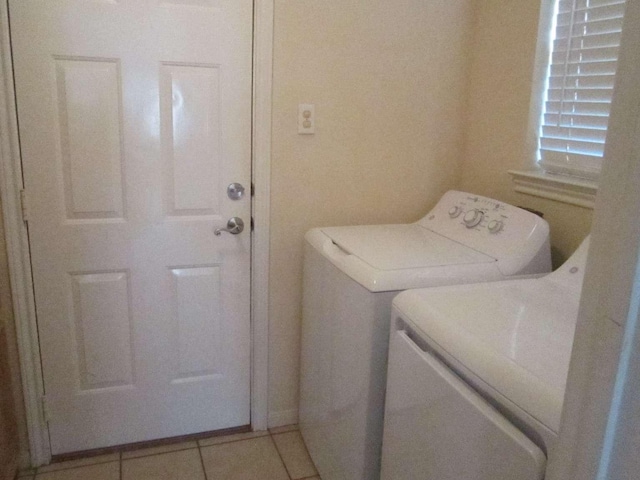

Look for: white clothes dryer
[380,238,590,480]
[299,190,552,480]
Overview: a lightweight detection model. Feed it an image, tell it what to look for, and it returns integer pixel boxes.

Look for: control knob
[448,206,463,218]
[463,209,484,228]
[488,220,504,234]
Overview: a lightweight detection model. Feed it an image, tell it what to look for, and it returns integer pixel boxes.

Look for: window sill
[508,170,598,209]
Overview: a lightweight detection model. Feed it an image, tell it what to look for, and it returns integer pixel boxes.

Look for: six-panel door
[9,0,252,454]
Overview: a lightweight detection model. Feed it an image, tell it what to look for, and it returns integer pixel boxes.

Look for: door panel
[170,266,223,380]
[56,58,126,221]
[161,63,221,216]
[70,271,134,391]
[9,0,252,454]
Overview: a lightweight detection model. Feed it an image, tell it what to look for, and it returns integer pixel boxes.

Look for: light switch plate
[298,104,315,134]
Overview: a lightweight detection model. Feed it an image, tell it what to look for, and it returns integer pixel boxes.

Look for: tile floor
[17,425,320,480]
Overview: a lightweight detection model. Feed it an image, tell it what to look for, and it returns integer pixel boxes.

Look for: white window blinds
[539,0,626,179]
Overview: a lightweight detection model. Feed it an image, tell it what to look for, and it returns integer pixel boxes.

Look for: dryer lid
[320,224,495,271]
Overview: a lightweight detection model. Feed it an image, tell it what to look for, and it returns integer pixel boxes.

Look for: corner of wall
[268,0,479,425]
[267,409,298,429]
[457,0,592,263]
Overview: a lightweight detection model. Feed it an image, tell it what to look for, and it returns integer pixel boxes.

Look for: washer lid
[393,275,582,433]
[321,224,495,271]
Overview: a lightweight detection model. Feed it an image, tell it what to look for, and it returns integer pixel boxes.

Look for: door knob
[214,217,245,236]
[227,183,245,200]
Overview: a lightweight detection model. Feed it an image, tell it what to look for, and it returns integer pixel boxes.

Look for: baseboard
[268,409,298,428]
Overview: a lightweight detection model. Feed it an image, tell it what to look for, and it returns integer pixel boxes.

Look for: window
[538,0,626,180]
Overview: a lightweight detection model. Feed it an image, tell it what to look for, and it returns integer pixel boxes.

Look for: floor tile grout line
[39,441,203,474]
[268,433,293,480]
[196,444,209,480]
[271,430,320,479]
[197,432,270,449]
[121,444,198,461]
[31,428,316,479]
[298,432,320,478]
[268,426,299,435]
[33,458,121,475]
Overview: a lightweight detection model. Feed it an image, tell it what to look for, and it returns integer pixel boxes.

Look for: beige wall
[268,0,475,423]
[459,0,593,266]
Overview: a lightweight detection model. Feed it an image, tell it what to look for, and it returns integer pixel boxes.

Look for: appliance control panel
[417,191,550,272]
[446,195,509,234]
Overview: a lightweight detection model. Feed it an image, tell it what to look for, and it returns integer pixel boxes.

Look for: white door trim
[0,0,272,466]
[0,0,50,466]
[251,0,273,433]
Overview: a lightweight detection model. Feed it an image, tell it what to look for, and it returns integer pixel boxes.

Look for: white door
[9,0,253,454]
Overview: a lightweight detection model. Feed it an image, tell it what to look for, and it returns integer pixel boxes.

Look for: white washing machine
[380,237,590,480]
[299,190,552,480]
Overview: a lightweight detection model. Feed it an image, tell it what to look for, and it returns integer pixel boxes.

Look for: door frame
[0,0,272,466]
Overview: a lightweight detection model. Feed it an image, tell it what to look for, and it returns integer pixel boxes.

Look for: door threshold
[51,425,252,464]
